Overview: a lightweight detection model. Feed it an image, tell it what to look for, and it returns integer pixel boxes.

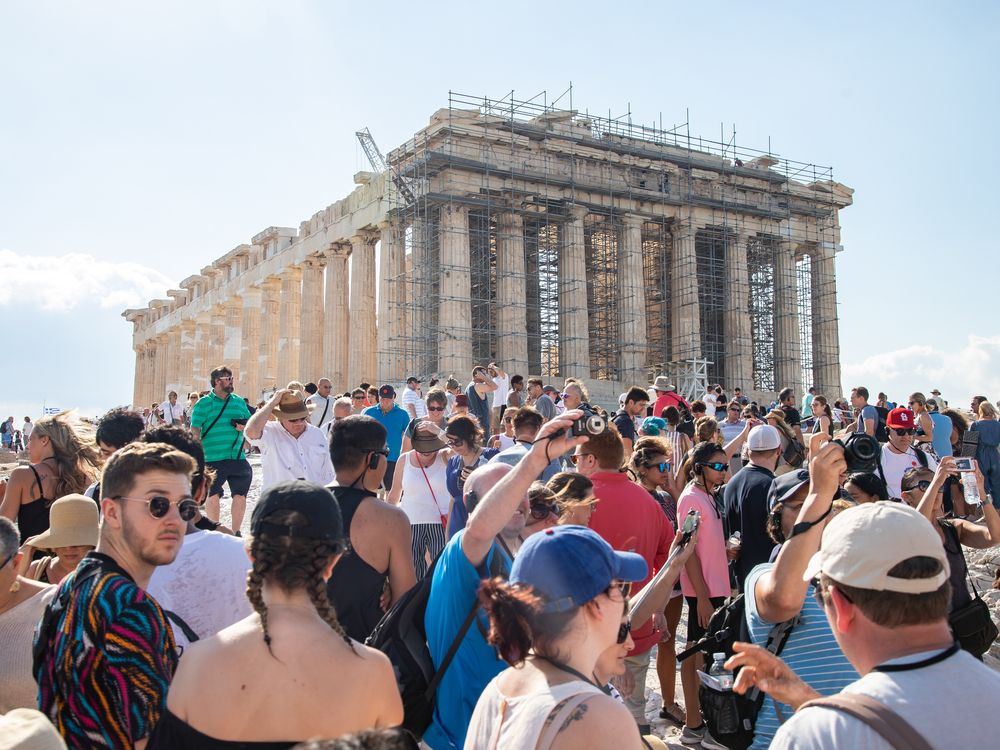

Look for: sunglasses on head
[892,428,915,436]
[113,495,198,521]
[699,461,728,472]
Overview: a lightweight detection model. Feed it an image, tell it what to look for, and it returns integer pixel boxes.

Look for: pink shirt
[677,482,730,598]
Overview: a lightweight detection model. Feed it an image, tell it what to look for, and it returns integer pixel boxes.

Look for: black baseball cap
[378,384,396,399]
[250,480,344,544]
[406,376,421,384]
[768,468,810,510]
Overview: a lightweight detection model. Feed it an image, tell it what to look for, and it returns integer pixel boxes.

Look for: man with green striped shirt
[190,366,252,534]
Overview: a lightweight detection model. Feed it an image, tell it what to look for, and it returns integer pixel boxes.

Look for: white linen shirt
[158,399,184,424]
[250,420,334,489]
[307,393,334,428]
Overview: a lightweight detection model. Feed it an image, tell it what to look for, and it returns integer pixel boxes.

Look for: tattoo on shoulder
[557,701,589,733]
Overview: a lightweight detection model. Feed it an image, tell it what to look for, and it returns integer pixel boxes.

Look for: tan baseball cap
[803,503,948,594]
[0,708,66,750]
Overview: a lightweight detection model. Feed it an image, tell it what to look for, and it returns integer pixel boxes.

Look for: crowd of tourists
[0,364,998,750]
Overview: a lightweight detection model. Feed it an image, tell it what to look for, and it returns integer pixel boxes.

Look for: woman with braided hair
[150,480,402,749]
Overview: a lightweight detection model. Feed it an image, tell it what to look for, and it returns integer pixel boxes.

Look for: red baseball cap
[887,407,915,429]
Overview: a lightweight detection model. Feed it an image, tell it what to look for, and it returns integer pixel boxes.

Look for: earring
[9,578,20,593]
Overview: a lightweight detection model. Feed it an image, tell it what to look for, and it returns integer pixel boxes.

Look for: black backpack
[677,595,797,750]
[873,406,890,443]
[365,544,507,739]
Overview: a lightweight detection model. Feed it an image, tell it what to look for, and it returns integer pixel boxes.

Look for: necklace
[533,654,598,687]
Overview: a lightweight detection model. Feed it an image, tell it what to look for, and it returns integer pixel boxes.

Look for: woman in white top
[466,525,649,750]
[387,422,451,580]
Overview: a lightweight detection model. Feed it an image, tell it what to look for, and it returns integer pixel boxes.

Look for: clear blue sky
[2,1,998,418]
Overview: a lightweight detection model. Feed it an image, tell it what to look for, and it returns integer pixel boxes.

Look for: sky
[2,1,998,418]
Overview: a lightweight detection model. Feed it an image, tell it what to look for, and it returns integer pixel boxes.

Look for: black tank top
[938,520,972,612]
[16,465,54,543]
[326,486,389,642]
[148,709,296,749]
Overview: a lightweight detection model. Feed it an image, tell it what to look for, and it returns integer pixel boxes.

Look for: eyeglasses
[446,439,465,448]
[892,428,916,436]
[288,417,307,423]
[529,501,558,520]
[699,461,728,472]
[427,406,445,412]
[902,479,943,494]
[560,393,571,400]
[607,580,632,600]
[352,395,365,401]
[646,461,670,473]
[570,453,591,464]
[617,619,632,645]
[113,495,198,521]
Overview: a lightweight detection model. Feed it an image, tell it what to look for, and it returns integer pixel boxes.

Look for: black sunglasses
[529,501,558,521]
[902,479,943,494]
[699,461,728,472]
[617,619,632,645]
[892,428,915,436]
[113,495,198,521]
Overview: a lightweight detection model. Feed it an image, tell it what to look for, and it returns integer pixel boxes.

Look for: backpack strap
[797,694,933,750]
[199,393,232,441]
[424,597,480,699]
[536,691,596,750]
[318,397,330,426]
[165,609,200,644]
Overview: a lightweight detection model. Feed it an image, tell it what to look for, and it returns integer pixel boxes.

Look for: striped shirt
[35,553,178,749]
[189,392,251,462]
[744,563,858,749]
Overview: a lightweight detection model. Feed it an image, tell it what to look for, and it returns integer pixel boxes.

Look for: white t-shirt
[249,420,335,490]
[147,529,252,643]
[771,646,1000,749]
[880,445,938,499]
[306,393,334,428]
[496,433,517,451]
[22,420,33,438]
[158,400,183,424]
[492,374,510,409]
[703,391,718,413]
[402,387,428,418]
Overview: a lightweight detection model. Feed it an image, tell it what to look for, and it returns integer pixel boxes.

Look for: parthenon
[124,92,853,408]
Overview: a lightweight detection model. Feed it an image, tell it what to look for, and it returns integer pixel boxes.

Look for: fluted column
[724,234,754,391]
[811,243,841,398]
[324,244,350,389]
[773,238,802,396]
[240,287,262,401]
[438,205,472,377]
[559,205,591,378]
[347,233,377,386]
[164,327,182,399]
[223,299,242,388]
[192,313,211,391]
[132,345,145,409]
[299,258,326,383]
[209,307,226,375]
[277,267,302,387]
[377,221,400,383]
[619,215,648,384]
[259,278,281,393]
[178,320,196,397]
[670,216,701,361]
[496,212,529,376]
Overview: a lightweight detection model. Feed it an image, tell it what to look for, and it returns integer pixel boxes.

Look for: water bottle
[708,652,734,690]
[962,471,982,506]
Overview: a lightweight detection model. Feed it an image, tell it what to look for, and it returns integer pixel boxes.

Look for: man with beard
[189,365,252,534]
[34,442,196,749]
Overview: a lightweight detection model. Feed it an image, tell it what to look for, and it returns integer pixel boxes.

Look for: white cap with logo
[803,503,949,594]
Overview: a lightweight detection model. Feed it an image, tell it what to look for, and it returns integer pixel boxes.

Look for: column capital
[301,255,326,270]
[622,213,645,228]
[278,265,303,281]
[324,241,352,259]
[567,204,588,221]
[351,230,379,248]
[259,276,282,292]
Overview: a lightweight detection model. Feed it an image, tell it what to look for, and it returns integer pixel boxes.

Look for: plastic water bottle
[708,652,734,690]
[962,472,982,506]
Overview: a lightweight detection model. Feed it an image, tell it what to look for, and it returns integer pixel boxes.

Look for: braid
[246,550,274,654]
[305,555,358,655]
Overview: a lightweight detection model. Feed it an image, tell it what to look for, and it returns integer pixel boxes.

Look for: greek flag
[43,407,61,415]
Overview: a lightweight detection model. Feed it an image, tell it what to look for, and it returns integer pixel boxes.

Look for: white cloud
[0,249,173,311]
[842,335,1000,405]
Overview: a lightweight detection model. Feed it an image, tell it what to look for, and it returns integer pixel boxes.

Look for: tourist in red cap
[879,407,937,499]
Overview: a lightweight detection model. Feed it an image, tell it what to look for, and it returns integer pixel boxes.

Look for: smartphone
[679,509,701,546]
[953,457,975,472]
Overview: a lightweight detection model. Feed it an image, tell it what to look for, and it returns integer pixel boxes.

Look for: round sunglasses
[113,495,198,521]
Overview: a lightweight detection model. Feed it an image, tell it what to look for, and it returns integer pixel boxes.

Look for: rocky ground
[3,453,998,746]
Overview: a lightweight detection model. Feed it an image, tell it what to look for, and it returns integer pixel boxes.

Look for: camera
[568,406,607,437]
[833,433,880,474]
[231,418,248,427]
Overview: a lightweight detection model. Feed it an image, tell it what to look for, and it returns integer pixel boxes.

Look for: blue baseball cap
[510,525,648,613]
[768,468,810,510]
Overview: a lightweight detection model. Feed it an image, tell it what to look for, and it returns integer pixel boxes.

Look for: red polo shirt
[654,392,690,418]
[587,470,674,654]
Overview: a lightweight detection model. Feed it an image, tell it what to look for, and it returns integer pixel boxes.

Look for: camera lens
[851,435,878,461]
[585,415,606,435]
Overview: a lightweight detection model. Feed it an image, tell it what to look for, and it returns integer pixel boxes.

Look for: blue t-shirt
[465,383,492,440]
[361,404,411,461]
[929,412,953,458]
[423,530,511,750]
[855,404,878,434]
[745,563,858,749]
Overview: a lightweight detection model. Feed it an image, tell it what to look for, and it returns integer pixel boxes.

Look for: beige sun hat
[0,708,67,750]
[29,494,99,550]
[652,376,674,392]
[271,391,312,421]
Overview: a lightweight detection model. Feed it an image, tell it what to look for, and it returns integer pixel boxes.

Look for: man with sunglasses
[488,406,562,481]
[35,442,196,749]
[244,388,334,490]
[189,365,252,534]
[879,407,937,500]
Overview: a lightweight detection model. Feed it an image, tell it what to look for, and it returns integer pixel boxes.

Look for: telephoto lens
[833,433,881,474]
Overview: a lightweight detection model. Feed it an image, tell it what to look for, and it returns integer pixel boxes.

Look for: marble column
[164,327,182,399]
[223,298,242,387]
[810,243,841,398]
[277,267,302,388]
[193,313,211,390]
[348,232,378,386]
[724,233,754,392]
[178,320,196,397]
[437,205,472,377]
[559,205,591,378]
[670,216,702,361]
[299,258,326,382]
[239,287,262,401]
[209,307,226,374]
[619,215,648,384]
[496,212,529,376]
[259,278,282,393]
[773,238,802,395]
[377,221,400,383]
[132,344,146,409]
[324,244,350,389]
[152,335,167,407]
